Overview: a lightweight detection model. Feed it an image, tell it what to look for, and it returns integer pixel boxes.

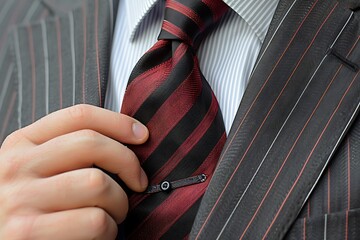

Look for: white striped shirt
[105,0,279,134]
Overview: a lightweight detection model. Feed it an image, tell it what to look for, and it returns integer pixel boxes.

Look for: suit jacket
[0,0,359,239]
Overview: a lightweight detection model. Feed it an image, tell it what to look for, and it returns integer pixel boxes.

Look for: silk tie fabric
[121,0,228,239]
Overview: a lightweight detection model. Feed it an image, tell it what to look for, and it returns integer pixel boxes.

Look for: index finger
[21,104,149,144]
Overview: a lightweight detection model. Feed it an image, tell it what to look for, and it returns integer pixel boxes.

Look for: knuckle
[87,169,109,192]
[122,149,139,170]
[0,172,29,216]
[0,181,31,214]
[0,190,11,217]
[77,129,102,147]
[1,220,20,240]
[0,152,25,180]
[5,199,21,216]
[3,216,37,240]
[67,104,92,122]
[54,173,74,193]
[69,129,103,153]
[89,208,112,236]
[119,194,129,222]
[127,150,138,165]
[81,129,100,139]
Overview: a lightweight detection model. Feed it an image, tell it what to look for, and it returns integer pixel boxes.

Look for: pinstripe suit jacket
[0,0,359,239]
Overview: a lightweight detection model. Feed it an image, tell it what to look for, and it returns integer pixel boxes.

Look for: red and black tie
[121,0,228,239]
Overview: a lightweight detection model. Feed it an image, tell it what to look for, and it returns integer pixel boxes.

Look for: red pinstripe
[344,36,359,218]
[301,35,359,237]
[347,137,351,211]
[348,36,360,55]
[194,1,322,237]
[303,218,306,240]
[162,20,193,46]
[240,45,344,240]
[346,138,350,240]
[81,1,87,103]
[94,0,102,106]
[122,43,187,116]
[0,92,16,141]
[0,1,26,50]
[55,18,63,109]
[262,71,360,240]
[27,25,36,123]
[327,168,331,213]
[345,210,349,240]
[167,0,204,30]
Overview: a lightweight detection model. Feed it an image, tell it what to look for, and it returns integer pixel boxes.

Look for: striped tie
[121,0,228,239]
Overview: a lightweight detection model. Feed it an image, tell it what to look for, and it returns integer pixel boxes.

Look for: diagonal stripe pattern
[121,0,228,239]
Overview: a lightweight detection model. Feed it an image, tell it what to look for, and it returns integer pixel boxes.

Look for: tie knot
[158,0,228,48]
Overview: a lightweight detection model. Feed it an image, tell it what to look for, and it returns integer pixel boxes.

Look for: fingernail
[140,168,148,189]
[132,122,148,140]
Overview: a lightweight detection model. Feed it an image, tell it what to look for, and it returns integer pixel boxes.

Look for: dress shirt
[105,0,279,134]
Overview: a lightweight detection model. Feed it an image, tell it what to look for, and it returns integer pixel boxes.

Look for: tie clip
[145,174,207,194]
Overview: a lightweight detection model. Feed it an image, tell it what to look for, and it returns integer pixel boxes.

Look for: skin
[0,104,149,240]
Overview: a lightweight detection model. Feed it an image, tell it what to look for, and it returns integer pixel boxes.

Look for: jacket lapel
[11,0,117,128]
[191,0,360,239]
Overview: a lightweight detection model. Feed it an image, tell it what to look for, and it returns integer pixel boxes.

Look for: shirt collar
[126,0,279,42]
[223,0,279,42]
[126,0,159,40]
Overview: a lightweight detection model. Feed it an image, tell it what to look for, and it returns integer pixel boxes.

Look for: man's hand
[0,104,149,240]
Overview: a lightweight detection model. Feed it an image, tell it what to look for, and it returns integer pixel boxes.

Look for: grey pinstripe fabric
[105,0,279,134]
[0,0,118,136]
[0,0,49,141]
[191,0,360,239]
